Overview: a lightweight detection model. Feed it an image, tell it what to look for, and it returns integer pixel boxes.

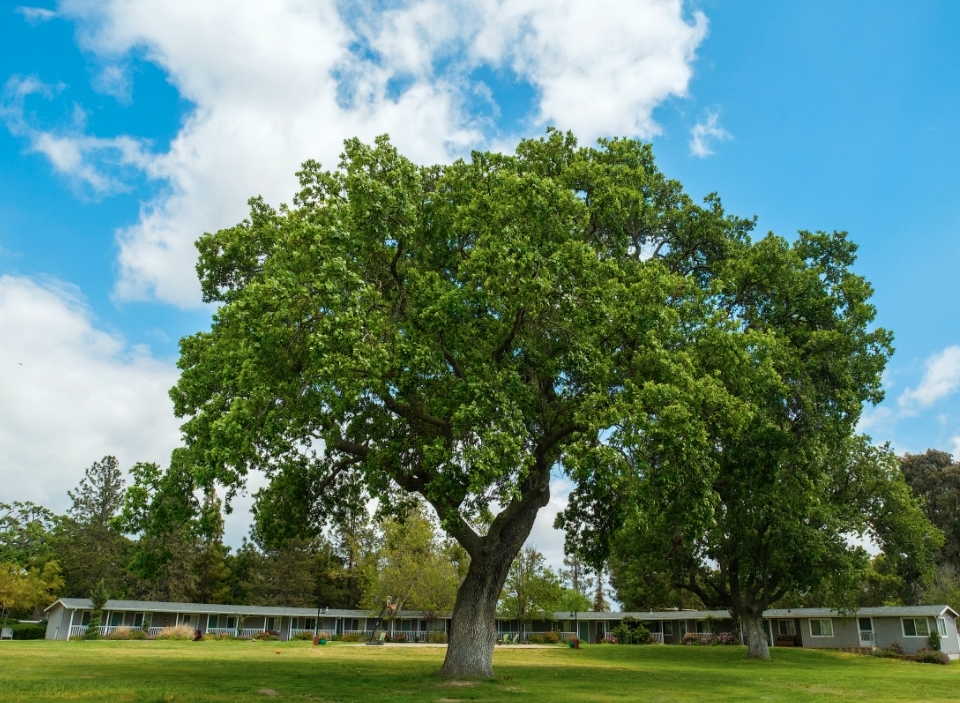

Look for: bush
[293,631,315,641]
[7,622,46,640]
[339,632,364,642]
[525,633,543,644]
[541,631,560,644]
[254,631,279,641]
[83,611,102,640]
[716,631,737,645]
[155,624,196,640]
[610,616,652,645]
[912,648,949,665]
[105,626,132,640]
[927,629,941,652]
[427,630,447,643]
[603,634,618,644]
[681,633,701,645]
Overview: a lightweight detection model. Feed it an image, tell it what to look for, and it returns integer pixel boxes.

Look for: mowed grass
[0,640,958,702]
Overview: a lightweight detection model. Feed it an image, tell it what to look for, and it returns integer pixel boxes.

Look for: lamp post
[315,606,327,642]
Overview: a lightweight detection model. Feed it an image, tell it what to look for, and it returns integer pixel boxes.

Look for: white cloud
[688,109,730,157]
[16,6,57,24]
[7,0,708,307]
[0,275,181,512]
[898,345,960,413]
[1,76,152,196]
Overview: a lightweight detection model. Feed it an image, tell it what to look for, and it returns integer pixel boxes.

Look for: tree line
[1,454,608,635]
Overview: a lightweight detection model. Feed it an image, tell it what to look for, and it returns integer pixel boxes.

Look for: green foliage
[927,628,941,651]
[0,561,63,625]
[0,502,56,567]
[499,547,563,637]
[901,450,960,569]
[563,227,939,643]
[169,131,753,669]
[912,649,948,664]
[610,616,651,645]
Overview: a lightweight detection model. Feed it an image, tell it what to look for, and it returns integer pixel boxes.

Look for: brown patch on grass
[257,688,279,696]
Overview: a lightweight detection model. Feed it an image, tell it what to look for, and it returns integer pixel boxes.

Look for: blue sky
[3,1,960,558]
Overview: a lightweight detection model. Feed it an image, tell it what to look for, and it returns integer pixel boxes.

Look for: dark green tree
[169,131,751,676]
[84,579,109,640]
[0,501,56,568]
[561,231,940,659]
[55,456,132,597]
[901,450,960,567]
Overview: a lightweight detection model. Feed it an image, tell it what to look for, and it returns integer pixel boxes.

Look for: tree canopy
[171,130,751,677]
[561,230,939,658]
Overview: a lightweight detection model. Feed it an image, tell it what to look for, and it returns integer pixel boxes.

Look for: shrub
[610,616,652,645]
[699,634,715,646]
[541,631,560,644]
[293,631,315,641]
[8,623,46,640]
[681,633,700,645]
[83,611,102,640]
[927,629,941,652]
[155,624,196,640]
[603,634,618,644]
[525,633,543,644]
[106,626,132,640]
[128,629,147,640]
[427,630,447,643]
[716,631,737,645]
[254,631,279,641]
[912,649,949,665]
[339,632,364,642]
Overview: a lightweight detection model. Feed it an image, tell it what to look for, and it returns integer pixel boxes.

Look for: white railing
[650,633,664,644]
[290,628,316,638]
[239,628,265,638]
[859,631,877,646]
[343,629,373,636]
[148,627,164,637]
[70,625,86,637]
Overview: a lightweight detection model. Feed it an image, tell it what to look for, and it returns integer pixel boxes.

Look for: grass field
[0,640,957,702]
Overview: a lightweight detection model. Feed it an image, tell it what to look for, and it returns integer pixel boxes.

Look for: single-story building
[42,599,960,658]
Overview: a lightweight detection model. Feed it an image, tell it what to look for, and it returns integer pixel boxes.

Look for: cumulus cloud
[898,345,960,413]
[6,0,708,307]
[689,109,731,157]
[0,275,181,511]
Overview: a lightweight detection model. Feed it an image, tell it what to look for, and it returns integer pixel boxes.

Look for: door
[858,617,875,646]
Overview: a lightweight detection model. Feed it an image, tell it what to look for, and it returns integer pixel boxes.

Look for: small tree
[499,547,562,641]
[0,561,62,630]
[84,579,109,640]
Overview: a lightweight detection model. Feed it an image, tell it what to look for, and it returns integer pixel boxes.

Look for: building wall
[797,617,860,649]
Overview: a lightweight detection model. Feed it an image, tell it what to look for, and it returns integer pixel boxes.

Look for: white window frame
[778,620,796,636]
[809,618,834,637]
[938,618,948,637]
[901,617,930,638]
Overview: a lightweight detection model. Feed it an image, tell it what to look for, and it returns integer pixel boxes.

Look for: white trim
[901,617,931,638]
[808,618,834,638]
[937,617,948,637]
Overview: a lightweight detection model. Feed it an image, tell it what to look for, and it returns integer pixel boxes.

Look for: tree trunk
[742,611,771,660]
[438,481,547,678]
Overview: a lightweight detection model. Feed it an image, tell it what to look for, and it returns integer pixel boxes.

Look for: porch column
[66,609,75,640]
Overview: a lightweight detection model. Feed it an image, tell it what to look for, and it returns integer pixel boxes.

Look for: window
[778,620,796,636]
[809,619,834,637]
[902,618,930,637]
[696,621,710,634]
[81,611,90,626]
[597,623,606,637]
[679,622,687,637]
[938,618,948,637]
[226,617,236,629]
[304,618,315,630]
[133,613,144,628]
[208,615,218,629]
[110,612,124,627]
[663,622,673,636]
[858,618,872,632]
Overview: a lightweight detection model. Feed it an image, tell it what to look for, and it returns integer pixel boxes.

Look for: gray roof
[46,598,958,621]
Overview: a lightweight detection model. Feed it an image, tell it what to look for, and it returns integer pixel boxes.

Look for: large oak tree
[171,131,749,677]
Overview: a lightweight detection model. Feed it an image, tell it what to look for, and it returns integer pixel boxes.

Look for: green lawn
[0,640,957,702]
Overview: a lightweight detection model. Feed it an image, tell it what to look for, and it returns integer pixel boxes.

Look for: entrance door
[858,618,875,646]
